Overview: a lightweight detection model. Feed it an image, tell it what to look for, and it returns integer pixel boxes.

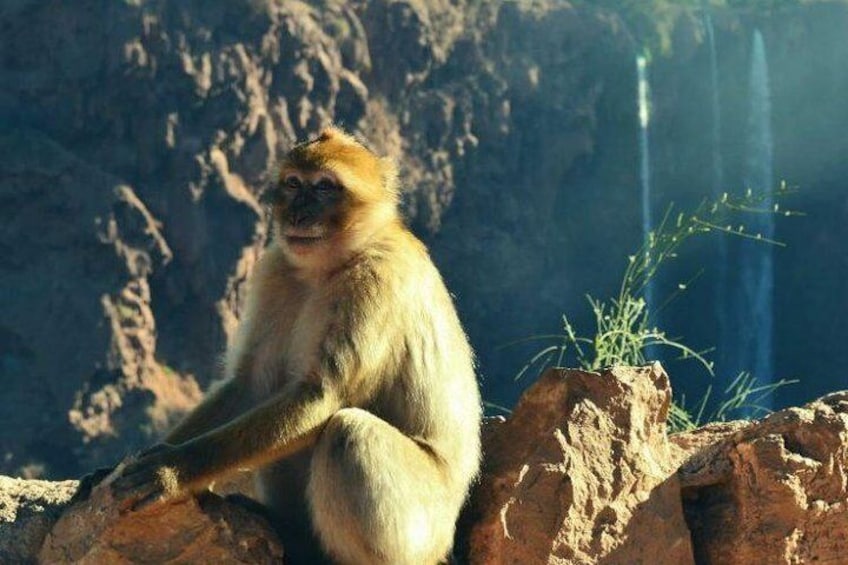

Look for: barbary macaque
[111,127,482,564]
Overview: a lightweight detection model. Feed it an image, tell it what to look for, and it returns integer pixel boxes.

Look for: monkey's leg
[308,408,458,565]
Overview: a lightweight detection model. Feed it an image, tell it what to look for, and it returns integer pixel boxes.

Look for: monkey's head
[264,127,400,270]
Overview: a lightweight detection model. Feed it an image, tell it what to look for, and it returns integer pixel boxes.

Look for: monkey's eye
[314,178,339,193]
[283,175,302,190]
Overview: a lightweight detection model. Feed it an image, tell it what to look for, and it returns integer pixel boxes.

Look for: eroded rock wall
[4,0,848,480]
[0,0,636,478]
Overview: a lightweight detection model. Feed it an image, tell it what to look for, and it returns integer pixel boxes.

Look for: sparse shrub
[510,184,801,432]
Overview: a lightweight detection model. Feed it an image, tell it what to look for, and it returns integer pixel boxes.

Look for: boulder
[0,476,77,562]
[673,391,848,564]
[461,364,695,564]
[38,478,283,564]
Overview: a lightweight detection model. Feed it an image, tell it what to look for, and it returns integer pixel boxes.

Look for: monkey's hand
[111,443,201,512]
[71,466,116,504]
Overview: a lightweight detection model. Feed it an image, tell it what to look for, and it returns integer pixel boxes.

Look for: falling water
[636,55,655,334]
[704,14,731,378]
[739,29,775,399]
[706,15,724,194]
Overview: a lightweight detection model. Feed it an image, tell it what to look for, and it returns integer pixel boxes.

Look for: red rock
[39,480,283,564]
[673,391,848,564]
[463,364,695,564]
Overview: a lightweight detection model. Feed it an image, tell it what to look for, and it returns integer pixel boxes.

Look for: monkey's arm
[165,377,250,444]
[112,380,340,508]
[163,309,269,444]
[166,322,265,444]
[76,377,249,496]
[113,262,392,509]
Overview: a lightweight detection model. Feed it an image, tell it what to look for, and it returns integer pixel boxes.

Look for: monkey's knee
[309,408,386,505]
[320,408,367,462]
[311,408,421,489]
[307,408,453,565]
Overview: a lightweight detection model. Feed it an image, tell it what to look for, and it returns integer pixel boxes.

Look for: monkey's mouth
[284,226,328,247]
[286,235,324,246]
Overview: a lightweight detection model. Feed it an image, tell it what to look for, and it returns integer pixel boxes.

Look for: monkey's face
[266,127,399,269]
[273,168,344,257]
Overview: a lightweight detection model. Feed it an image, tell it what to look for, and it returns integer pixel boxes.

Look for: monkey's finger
[71,466,116,503]
[112,468,156,491]
[112,476,154,498]
[80,466,115,486]
[118,451,167,478]
[131,490,166,512]
[138,443,172,458]
[114,482,159,512]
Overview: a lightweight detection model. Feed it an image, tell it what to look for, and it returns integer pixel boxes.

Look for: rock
[0,472,281,563]
[38,478,283,564]
[462,364,695,564]
[673,391,848,564]
[2,368,848,563]
[0,476,78,563]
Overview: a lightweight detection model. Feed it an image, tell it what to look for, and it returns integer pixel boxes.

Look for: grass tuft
[510,184,800,431]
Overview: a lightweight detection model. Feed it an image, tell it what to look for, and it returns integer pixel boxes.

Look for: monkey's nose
[290,211,312,227]
[290,208,322,228]
[290,192,321,227]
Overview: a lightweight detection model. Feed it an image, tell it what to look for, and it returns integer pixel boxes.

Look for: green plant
[511,184,801,431]
[669,371,798,431]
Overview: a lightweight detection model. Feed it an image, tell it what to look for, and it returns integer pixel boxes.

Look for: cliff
[2,0,848,485]
[0,0,632,477]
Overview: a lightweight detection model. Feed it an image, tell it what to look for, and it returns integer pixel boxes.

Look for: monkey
[111,126,482,565]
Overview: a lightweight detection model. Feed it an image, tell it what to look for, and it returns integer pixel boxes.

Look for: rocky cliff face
[3,365,847,564]
[0,0,637,478]
[2,0,848,479]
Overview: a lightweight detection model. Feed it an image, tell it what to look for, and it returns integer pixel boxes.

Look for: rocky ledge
[2,365,846,564]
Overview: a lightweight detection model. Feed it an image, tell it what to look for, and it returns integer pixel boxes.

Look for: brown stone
[463,364,695,564]
[0,476,78,562]
[38,479,283,564]
[673,391,848,564]
[3,370,848,563]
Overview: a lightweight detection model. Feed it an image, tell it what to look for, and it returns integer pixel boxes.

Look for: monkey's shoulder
[334,233,442,300]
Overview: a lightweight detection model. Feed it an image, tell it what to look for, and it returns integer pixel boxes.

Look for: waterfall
[704,14,731,380]
[706,15,724,194]
[636,55,655,342]
[739,29,775,400]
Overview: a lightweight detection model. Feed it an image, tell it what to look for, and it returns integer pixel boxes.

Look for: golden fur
[114,127,482,565]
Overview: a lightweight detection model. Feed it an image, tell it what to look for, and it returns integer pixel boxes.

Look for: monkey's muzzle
[284,224,328,246]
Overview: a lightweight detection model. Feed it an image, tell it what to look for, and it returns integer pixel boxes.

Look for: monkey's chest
[249,296,330,394]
